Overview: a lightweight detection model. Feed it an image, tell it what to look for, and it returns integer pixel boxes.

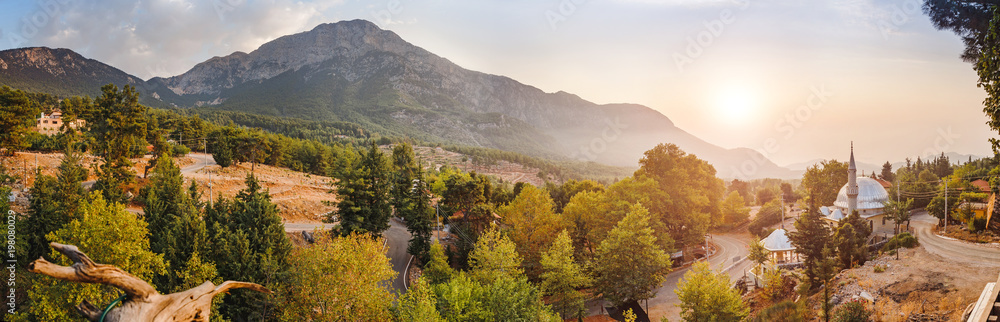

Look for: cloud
[15,0,345,79]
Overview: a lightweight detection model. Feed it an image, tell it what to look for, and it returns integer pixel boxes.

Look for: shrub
[832,299,872,322]
[171,143,191,157]
[881,232,918,251]
[969,216,988,232]
[873,264,885,273]
[754,300,805,322]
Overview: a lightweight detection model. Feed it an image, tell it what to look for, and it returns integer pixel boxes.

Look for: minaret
[847,142,859,216]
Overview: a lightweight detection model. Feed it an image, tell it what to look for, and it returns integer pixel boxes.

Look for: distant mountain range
[784,152,986,175]
[0,20,802,179]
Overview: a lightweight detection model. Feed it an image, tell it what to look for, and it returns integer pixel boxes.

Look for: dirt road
[911,210,1000,267]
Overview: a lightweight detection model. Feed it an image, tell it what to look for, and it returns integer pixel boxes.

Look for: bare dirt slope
[5,152,336,223]
[829,246,998,321]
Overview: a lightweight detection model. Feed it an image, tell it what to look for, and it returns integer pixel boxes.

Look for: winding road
[585,233,753,321]
[911,209,1000,267]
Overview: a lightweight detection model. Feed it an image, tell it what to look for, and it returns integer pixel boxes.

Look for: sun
[714,86,757,123]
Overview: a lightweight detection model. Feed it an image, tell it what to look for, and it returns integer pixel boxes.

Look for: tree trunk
[28,242,270,322]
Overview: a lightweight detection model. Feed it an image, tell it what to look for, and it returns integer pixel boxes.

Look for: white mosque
[820,144,894,235]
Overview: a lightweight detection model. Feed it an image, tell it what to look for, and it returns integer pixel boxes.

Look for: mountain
[0,21,798,179]
[149,20,796,178]
[0,47,163,106]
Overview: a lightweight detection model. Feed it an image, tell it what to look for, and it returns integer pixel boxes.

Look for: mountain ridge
[0,20,799,179]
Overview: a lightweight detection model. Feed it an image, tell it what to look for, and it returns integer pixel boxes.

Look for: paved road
[586,233,753,320]
[384,218,413,293]
[911,210,1000,267]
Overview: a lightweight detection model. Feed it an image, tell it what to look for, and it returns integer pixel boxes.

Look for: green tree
[392,143,435,264]
[591,204,672,307]
[721,191,750,225]
[833,223,863,269]
[89,84,148,204]
[879,162,895,182]
[539,230,591,319]
[468,224,523,283]
[0,86,40,155]
[432,271,559,322]
[25,194,167,322]
[818,246,839,322]
[394,277,444,322]
[748,235,770,274]
[728,179,752,205]
[883,198,915,234]
[675,261,748,322]
[279,233,395,321]
[23,148,88,262]
[756,187,777,205]
[334,143,392,235]
[802,160,848,206]
[141,153,213,293]
[634,143,723,256]
[787,199,832,288]
[205,174,292,320]
[424,242,455,285]
[498,185,566,280]
[839,210,871,267]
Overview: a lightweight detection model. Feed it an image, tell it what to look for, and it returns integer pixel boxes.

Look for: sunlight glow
[714,86,757,124]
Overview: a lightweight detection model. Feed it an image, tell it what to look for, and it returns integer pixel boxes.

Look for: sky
[0,0,995,166]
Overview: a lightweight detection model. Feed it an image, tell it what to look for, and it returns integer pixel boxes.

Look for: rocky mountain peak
[161,19,424,96]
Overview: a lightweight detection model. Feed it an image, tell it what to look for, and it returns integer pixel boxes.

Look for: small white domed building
[820,145,894,235]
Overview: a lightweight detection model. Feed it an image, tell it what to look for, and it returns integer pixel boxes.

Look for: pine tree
[334,143,391,235]
[205,174,292,321]
[392,143,434,264]
[0,86,40,155]
[141,153,212,292]
[24,147,88,262]
[90,84,147,204]
[834,223,861,269]
[540,230,590,319]
[787,199,832,288]
[591,203,672,307]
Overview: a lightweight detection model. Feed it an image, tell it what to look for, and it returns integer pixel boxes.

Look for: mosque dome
[833,177,889,210]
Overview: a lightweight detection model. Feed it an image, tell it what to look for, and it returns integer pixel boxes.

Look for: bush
[171,143,191,157]
[754,300,805,322]
[881,232,918,251]
[969,216,988,232]
[873,264,885,273]
[832,300,871,322]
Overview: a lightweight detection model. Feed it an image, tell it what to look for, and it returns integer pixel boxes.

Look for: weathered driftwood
[28,242,271,322]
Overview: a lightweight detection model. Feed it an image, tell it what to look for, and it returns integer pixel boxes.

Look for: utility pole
[205,138,212,208]
[944,180,948,231]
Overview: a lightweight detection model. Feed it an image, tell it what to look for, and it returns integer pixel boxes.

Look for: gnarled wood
[28,242,271,322]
